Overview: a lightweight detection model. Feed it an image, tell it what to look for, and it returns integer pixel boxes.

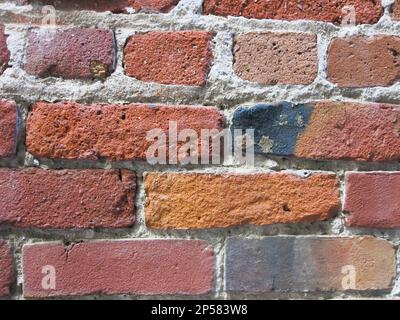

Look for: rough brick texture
[344,172,400,229]
[0,169,135,229]
[234,32,318,85]
[24,28,115,79]
[0,100,18,158]
[0,242,13,297]
[328,36,400,87]
[124,31,213,86]
[225,237,396,293]
[27,101,224,161]
[22,0,179,13]
[144,172,339,229]
[392,0,400,20]
[23,240,214,297]
[204,0,383,24]
[233,101,400,162]
[0,25,10,74]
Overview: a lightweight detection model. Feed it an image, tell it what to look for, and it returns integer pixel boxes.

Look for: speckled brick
[20,0,179,13]
[24,27,115,79]
[144,172,340,229]
[204,0,383,24]
[23,240,214,297]
[26,101,224,161]
[345,172,400,229]
[124,31,213,86]
[225,237,396,293]
[0,25,9,74]
[0,242,13,297]
[232,101,400,162]
[234,32,318,85]
[0,100,18,158]
[328,36,400,87]
[392,0,400,21]
[0,169,136,229]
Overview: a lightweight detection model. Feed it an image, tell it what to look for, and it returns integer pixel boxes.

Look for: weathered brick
[27,101,224,161]
[0,169,135,229]
[234,32,317,85]
[204,0,383,24]
[24,27,115,79]
[232,101,400,162]
[21,0,179,13]
[0,25,10,74]
[0,242,13,297]
[0,100,18,158]
[124,31,213,86]
[144,172,339,229]
[327,36,400,87]
[344,172,400,228]
[23,240,214,297]
[225,237,396,293]
[392,0,400,21]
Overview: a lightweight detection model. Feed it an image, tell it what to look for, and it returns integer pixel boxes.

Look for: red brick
[327,36,400,87]
[345,172,400,228]
[204,0,383,24]
[392,0,400,21]
[124,31,213,86]
[0,100,18,158]
[234,32,318,85]
[26,101,224,161]
[24,27,115,80]
[0,169,135,229]
[22,240,214,297]
[20,0,179,13]
[0,25,10,74]
[0,242,13,297]
[145,172,340,229]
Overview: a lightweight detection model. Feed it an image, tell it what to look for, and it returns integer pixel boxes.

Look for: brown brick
[0,242,13,297]
[234,32,318,85]
[27,101,224,162]
[144,172,340,229]
[0,169,135,229]
[0,100,18,158]
[124,31,213,86]
[24,27,115,79]
[392,0,400,21]
[327,36,400,87]
[204,0,383,24]
[23,240,214,297]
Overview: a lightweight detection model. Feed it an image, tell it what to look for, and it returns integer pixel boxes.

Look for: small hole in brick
[283,204,291,212]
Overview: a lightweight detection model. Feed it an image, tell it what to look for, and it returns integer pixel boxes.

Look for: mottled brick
[0,100,18,158]
[24,27,115,79]
[144,172,339,229]
[225,237,396,293]
[124,31,213,86]
[234,32,317,85]
[20,0,179,13]
[23,240,214,297]
[0,242,13,297]
[328,36,400,87]
[0,25,10,74]
[204,0,383,24]
[392,0,400,21]
[344,172,400,229]
[232,101,400,162]
[27,101,224,161]
[0,169,135,229]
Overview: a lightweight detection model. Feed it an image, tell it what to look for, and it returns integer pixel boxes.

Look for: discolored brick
[124,31,213,86]
[0,25,10,74]
[327,36,400,87]
[0,100,18,158]
[24,27,115,79]
[144,172,340,229]
[0,169,136,229]
[204,0,383,24]
[23,240,214,297]
[234,32,318,85]
[225,237,396,293]
[26,101,224,161]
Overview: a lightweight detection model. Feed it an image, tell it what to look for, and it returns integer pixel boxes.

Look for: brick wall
[0,0,400,300]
